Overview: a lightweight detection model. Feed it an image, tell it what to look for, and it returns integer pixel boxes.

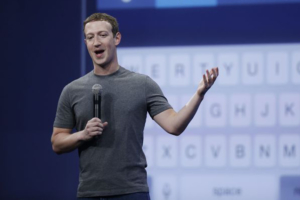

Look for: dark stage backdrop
[0,0,81,199]
[1,0,300,199]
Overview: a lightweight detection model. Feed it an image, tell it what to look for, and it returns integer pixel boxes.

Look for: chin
[94,61,108,68]
[93,59,105,65]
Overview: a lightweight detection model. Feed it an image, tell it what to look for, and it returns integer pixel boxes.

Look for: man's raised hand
[197,67,219,97]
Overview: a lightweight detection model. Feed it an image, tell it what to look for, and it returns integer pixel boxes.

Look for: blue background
[0,0,300,199]
[97,0,300,9]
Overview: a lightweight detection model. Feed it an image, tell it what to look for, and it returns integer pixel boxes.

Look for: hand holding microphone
[80,118,108,141]
[79,84,108,141]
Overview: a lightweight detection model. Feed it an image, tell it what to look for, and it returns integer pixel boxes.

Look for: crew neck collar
[92,66,123,77]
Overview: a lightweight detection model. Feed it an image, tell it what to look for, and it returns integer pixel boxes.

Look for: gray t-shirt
[54,66,172,197]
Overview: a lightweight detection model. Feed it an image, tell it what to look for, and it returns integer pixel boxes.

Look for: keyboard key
[254,93,276,127]
[153,175,178,200]
[254,135,276,167]
[204,94,227,127]
[193,53,215,85]
[279,134,300,167]
[229,94,251,127]
[280,176,300,200]
[156,136,178,168]
[205,135,227,167]
[180,136,202,167]
[229,135,251,167]
[291,51,300,84]
[180,175,277,200]
[145,55,167,86]
[241,52,263,85]
[169,54,190,86]
[217,53,239,85]
[266,52,288,85]
[279,93,300,126]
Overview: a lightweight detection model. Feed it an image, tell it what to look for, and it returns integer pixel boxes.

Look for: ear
[84,39,87,45]
[114,32,121,46]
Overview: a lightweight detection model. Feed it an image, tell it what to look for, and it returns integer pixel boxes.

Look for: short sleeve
[53,85,75,129]
[146,76,172,118]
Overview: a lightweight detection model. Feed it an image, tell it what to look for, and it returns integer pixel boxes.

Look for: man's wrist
[199,93,205,100]
[197,90,205,99]
[76,131,85,142]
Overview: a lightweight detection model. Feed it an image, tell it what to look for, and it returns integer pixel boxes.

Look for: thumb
[103,122,108,128]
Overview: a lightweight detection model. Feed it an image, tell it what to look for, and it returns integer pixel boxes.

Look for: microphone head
[92,84,103,95]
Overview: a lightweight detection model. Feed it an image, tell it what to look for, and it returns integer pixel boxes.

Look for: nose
[93,36,101,46]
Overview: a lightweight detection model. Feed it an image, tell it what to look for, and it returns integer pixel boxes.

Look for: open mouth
[95,50,105,57]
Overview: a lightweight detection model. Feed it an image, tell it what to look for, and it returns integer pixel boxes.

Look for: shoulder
[63,71,92,92]
[120,66,147,78]
[119,67,162,89]
[118,66,149,83]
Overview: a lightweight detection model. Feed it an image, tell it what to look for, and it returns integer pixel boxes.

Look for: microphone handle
[94,95,101,119]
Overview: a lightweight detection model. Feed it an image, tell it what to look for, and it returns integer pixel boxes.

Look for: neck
[93,62,119,76]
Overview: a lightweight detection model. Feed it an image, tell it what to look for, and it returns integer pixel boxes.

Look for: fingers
[89,117,102,123]
[211,68,217,81]
[103,122,108,128]
[203,74,208,87]
[206,69,212,84]
[206,67,219,82]
[84,118,108,139]
[198,67,219,97]
[212,67,219,76]
[87,126,103,135]
[88,118,107,128]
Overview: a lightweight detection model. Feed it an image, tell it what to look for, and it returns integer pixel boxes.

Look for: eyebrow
[86,31,109,35]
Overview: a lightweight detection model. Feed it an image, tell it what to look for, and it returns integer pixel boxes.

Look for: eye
[100,33,108,37]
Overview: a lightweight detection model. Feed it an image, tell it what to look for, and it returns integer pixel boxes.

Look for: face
[84,20,121,68]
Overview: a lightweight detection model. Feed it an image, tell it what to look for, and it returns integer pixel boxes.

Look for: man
[51,13,218,199]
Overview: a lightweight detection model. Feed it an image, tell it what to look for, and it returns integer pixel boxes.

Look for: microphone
[92,84,103,119]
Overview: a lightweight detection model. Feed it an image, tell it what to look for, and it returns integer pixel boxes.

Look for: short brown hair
[83,13,119,37]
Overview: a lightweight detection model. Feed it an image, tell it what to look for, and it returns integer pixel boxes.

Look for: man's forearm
[51,131,84,154]
[171,92,204,135]
[51,118,107,154]
[154,92,204,136]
